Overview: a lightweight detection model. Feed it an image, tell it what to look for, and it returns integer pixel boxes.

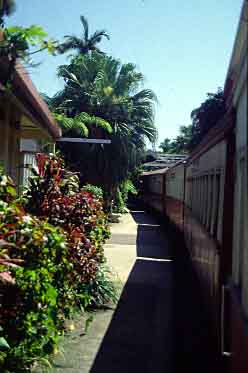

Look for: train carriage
[140,168,166,214]
[183,112,235,351]
[165,161,185,230]
[226,2,248,371]
[140,2,247,371]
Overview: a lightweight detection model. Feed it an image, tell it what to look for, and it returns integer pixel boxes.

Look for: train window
[196,177,200,219]
[197,177,201,220]
[203,175,209,227]
[200,176,205,225]
[199,176,203,222]
[188,179,193,210]
[207,175,214,232]
[192,178,196,211]
[240,157,248,316]
[205,175,211,229]
[213,173,221,238]
[190,180,193,208]
[237,159,246,287]
[204,175,208,228]
[195,177,198,214]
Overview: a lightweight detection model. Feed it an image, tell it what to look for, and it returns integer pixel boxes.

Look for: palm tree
[57,15,110,55]
[50,53,157,195]
[54,53,157,141]
[0,0,16,26]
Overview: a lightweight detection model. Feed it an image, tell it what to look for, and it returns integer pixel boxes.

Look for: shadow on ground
[90,210,218,373]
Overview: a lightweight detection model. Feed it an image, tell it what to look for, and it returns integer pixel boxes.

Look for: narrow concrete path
[92,211,174,373]
[52,210,217,373]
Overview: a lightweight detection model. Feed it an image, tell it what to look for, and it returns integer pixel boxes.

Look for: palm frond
[54,113,88,137]
[75,113,112,134]
[57,36,82,54]
[90,30,110,43]
[132,89,158,103]
[80,15,89,41]
[58,17,109,56]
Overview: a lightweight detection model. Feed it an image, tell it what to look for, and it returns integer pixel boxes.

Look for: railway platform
[52,209,218,373]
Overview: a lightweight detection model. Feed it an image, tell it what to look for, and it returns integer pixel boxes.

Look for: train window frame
[197,176,201,220]
[203,174,209,227]
[192,177,196,212]
[233,148,248,297]
[238,156,248,316]
[199,176,204,223]
[187,177,193,210]
[213,171,221,239]
[207,174,214,232]
[206,174,212,229]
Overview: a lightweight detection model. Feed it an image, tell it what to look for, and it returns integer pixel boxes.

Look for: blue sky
[8,0,243,143]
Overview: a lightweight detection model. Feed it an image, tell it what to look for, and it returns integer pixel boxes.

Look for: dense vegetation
[46,53,157,208]
[42,14,157,210]
[159,88,225,154]
[0,155,116,371]
[1,3,156,210]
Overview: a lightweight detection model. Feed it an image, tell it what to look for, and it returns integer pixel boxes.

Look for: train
[140,2,247,372]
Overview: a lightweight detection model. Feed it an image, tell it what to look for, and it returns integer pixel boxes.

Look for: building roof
[143,153,187,172]
[0,59,61,139]
[141,167,168,176]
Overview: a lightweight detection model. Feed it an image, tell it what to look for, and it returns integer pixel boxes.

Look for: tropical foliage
[0,157,115,371]
[159,88,225,154]
[190,88,225,149]
[112,179,138,213]
[46,52,157,205]
[58,15,110,56]
[0,25,57,85]
[0,202,69,370]
[23,153,110,260]
[0,0,56,85]
[54,112,112,138]
[159,125,193,154]
[82,184,104,200]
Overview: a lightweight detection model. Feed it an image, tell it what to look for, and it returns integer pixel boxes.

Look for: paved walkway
[92,211,174,373]
[52,210,217,373]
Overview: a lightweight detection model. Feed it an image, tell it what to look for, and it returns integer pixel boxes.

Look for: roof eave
[14,63,62,139]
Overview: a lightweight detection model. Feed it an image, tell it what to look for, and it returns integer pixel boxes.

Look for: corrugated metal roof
[141,167,168,176]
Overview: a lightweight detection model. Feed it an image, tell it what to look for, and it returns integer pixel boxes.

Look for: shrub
[113,187,126,213]
[82,264,119,308]
[82,184,103,200]
[0,158,115,371]
[0,172,17,202]
[23,153,110,265]
[0,199,71,371]
[113,179,137,213]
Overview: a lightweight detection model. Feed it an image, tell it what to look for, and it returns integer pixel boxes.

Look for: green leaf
[6,185,17,197]
[26,25,48,38]
[0,337,10,350]
[46,284,57,306]
[46,39,57,54]
[6,26,23,34]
